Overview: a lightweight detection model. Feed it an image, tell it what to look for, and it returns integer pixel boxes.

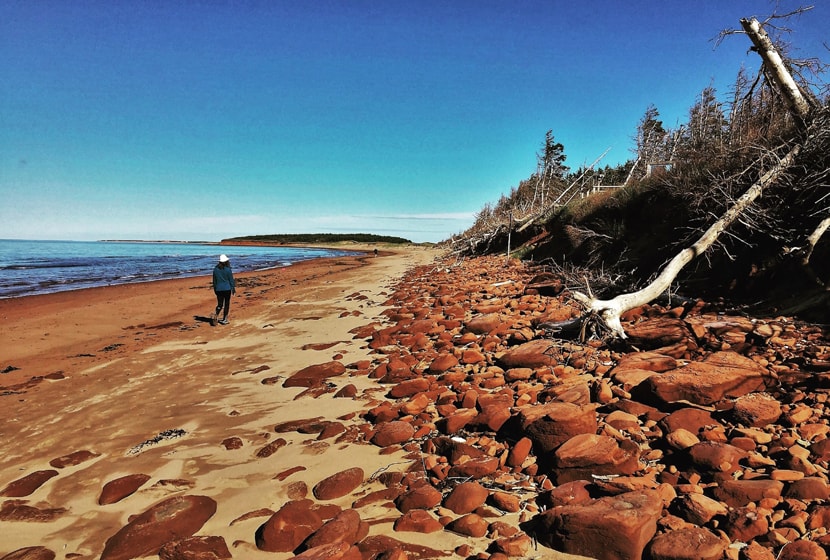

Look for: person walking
[211,254,236,325]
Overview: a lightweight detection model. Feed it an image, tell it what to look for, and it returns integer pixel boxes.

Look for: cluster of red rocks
[286,255,829,560]
[4,254,830,560]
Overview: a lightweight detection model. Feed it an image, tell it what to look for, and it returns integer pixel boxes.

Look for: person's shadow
[194,315,215,325]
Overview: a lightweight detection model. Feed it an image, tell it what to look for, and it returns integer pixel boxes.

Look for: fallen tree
[566,16,816,340]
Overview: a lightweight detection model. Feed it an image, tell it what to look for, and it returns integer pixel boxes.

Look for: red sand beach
[5,246,828,560]
[0,246,589,559]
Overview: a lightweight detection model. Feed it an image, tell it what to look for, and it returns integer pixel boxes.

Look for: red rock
[395,485,443,513]
[399,318,437,335]
[740,541,776,560]
[158,535,231,559]
[722,507,769,542]
[447,456,500,479]
[473,403,511,432]
[647,527,727,560]
[256,438,287,458]
[293,542,362,560]
[334,384,358,398]
[465,313,503,334]
[100,495,217,560]
[644,351,768,405]
[48,449,99,468]
[388,378,431,398]
[358,535,447,560]
[98,474,152,505]
[443,482,489,514]
[712,479,783,508]
[302,509,368,551]
[437,408,478,434]
[785,477,830,501]
[313,467,364,500]
[393,509,443,533]
[674,492,728,525]
[614,352,678,372]
[0,470,58,497]
[659,407,715,435]
[0,547,55,560]
[274,417,327,433]
[524,272,565,296]
[518,402,597,454]
[688,442,747,474]
[365,402,399,424]
[536,489,664,560]
[498,339,559,369]
[428,353,459,373]
[506,437,532,467]
[810,437,830,462]
[493,533,532,557]
[624,317,691,347]
[256,499,325,552]
[542,480,593,508]
[778,540,828,560]
[221,436,243,450]
[553,433,640,483]
[318,422,346,440]
[276,466,307,481]
[294,543,363,560]
[732,393,782,427]
[371,421,415,447]
[284,361,346,388]
[445,513,488,537]
[809,505,830,530]
[489,491,521,513]
[0,500,66,522]
[352,487,401,509]
[461,348,486,364]
[286,481,309,500]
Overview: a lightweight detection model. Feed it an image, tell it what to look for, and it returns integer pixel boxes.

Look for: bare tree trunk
[568,17,810,340]
[802,217,830,265]
[740,17,812,123]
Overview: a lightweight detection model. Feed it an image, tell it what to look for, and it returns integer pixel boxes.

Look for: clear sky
[2,1,827,243]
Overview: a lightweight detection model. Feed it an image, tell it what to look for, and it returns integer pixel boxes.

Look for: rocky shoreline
[3,251,829,560]
[323,254,830,560]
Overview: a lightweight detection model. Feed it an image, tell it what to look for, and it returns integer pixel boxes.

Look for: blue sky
[2,1,827,243]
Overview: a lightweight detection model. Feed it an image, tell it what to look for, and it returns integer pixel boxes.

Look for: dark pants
[214,290,231,318]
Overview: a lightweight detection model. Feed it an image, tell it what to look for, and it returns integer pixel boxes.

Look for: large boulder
[256,499,326,552]
[98,474,152,505]
[535,489,664,560]
[643,351,769,405]
[0,470,58,497]
[100,495,217,560]
[313,467,364,500]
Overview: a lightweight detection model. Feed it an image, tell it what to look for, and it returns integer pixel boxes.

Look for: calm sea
[0,239,360,298]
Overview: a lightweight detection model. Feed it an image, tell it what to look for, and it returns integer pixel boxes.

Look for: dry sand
[0,246,462,557]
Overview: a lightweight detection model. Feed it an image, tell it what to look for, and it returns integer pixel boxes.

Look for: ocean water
[0,239,360,298]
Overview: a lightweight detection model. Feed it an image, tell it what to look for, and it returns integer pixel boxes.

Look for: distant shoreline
[97,239,217,244]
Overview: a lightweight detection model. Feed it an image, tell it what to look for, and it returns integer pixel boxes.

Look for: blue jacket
[213,264,236,292]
